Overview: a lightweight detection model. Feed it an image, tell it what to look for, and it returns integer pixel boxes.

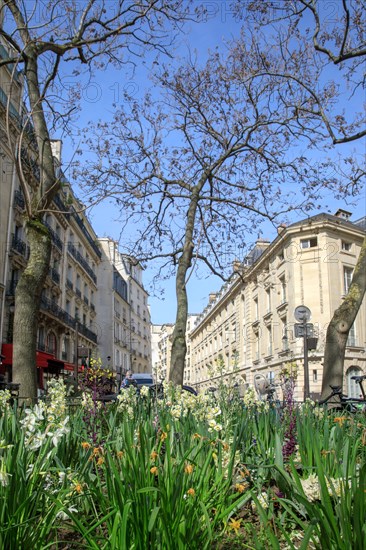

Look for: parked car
[98,372,154,402]
[129,373,154,389]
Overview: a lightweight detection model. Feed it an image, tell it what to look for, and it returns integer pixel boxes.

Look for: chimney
[277,223,286,234]
[255,239,270,250]
[334,208,352,220]
[232,259,242,272]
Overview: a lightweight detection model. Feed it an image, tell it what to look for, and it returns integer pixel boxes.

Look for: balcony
[40,296,74,327]
[67,243,97,284]
[14,190,25,209]
[277,300,288,314]
[6,280,18,296]
[39,296,98,343]
[43,221,63,251]
[20,148,40,182]
[263,310,272,322]
[70,209,102,259]
[11,234,29,258]
[78,322,98,344]
[49,267,60,284]
[53,194,70,219]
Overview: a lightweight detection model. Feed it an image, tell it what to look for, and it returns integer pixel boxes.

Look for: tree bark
[169,190,198,385]
[321,236,366,399]
[12,220,51,403]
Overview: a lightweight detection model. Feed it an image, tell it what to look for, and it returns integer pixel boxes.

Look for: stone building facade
[97,238,151,384]
[188,211,366,401]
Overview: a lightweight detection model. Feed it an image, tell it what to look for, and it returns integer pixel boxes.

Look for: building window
[346,366,362,398]
[341,241,352,251]
[300,237,318,249]
[266,288,271,313]
[254,297,259,321]
[313,370,318,382]
[347,323,356,347]
[281,318,288,350]
[254,332,260,360]
[38,326,45,350]
[343,266,353,294]
[266,325,272,356]
[47,332,56,354]
[280,276,286,303]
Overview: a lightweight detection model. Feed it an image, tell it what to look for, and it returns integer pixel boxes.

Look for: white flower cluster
[0,458,11,487]
[300,473,321,501]
[300,474,351,502]
[0,389,11,413]
[117,385,138,418]
[169,390,223,432]
[242,387,259,408]
[139,385,150,398]
[251,491,270,511]
[19,379,70,450]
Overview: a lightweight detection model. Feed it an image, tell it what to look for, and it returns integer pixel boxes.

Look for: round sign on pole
[294,305,311,322]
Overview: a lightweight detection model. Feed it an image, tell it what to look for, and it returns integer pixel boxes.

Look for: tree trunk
[12,220,51,403]
[169,190,198,385]
[321,236,366,399]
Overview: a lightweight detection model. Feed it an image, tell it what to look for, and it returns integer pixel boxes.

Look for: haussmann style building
[188,210,366,401]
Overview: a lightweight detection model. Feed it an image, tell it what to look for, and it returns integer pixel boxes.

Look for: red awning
[1,343,62,369]
[63,362,75,372]
[36,350,56,368]
[1,344,13,366]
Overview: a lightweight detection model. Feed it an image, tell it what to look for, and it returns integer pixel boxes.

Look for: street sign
[294,305,311,322]
[294,323,314,338]
[77,346,89,357]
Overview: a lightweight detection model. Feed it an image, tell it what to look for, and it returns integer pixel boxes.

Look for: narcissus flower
[228,518,241,534]
[150,451,158,461]
[74,482,83,494]
[334,417,347,426]
[81,442,91,450]
[184,463,194,474]
[187,488,195,497]
[150,466,158,475]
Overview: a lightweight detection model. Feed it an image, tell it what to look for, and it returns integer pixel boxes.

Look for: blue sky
[59,4,366,325]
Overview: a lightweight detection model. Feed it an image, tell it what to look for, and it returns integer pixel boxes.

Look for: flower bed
[0,376,365,549]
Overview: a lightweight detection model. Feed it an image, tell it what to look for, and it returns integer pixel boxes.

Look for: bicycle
[318,374,366,413]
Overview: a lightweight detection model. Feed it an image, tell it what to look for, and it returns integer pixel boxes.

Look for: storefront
[0,343,75,389]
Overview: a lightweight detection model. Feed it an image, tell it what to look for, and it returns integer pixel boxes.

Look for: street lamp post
[303,321,310,401]
[294,305,312,402]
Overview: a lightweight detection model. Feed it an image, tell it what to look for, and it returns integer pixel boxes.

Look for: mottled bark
[169,190,198,385]
[12,221,51,403]
[321,237,366,400]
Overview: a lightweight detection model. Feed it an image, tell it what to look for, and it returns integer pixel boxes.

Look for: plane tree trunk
[12,220,52,402]
[321,237,366,399]
[169,189,199,385]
